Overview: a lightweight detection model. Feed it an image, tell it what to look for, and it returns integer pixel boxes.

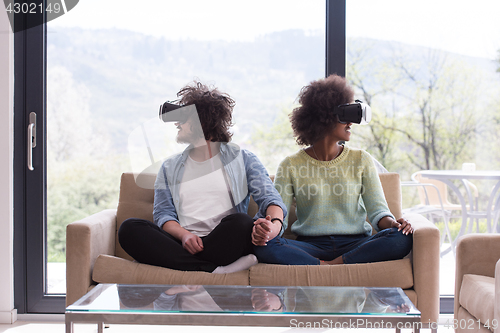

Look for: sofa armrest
[66,209,117,306]
[454,234,500,321]
[404,212,440,323]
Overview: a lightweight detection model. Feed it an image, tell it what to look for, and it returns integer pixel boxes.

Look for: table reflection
[115,285,413,315]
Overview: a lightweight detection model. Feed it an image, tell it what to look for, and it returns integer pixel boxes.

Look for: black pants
[118,212,255,272]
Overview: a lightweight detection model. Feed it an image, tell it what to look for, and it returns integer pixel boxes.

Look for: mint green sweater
[275,145,394,237]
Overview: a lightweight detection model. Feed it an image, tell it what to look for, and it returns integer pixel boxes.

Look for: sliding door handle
[27,112,36,171]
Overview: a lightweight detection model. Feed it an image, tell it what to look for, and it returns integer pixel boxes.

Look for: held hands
[181,232,204,254]
[252,215,280,246]
[251,288,283,311]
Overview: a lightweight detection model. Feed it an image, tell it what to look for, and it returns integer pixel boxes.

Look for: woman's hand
[378,216,413,235]
[393,217,413,235]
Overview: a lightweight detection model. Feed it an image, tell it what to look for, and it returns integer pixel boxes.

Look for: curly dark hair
[290,74,354,146]
[177,81,234,142]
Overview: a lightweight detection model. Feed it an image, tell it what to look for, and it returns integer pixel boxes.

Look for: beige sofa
[455,234,500,332]
[66,172,440,323]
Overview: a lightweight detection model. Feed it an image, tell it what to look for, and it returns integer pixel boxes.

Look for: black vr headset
[334,100,372,125]
[159,101,196,123]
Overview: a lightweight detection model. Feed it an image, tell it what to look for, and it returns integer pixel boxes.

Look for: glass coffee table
[66,284,422,333]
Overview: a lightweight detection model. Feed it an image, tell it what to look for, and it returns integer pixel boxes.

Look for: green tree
[346,39,405,173]
[347,40,482,175]
[47,155,126,262]
[389,50,480,171]
[47,66,125,262]
[480,48,500,170]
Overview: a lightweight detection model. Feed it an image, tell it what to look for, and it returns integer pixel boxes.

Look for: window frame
[13,0,65,314]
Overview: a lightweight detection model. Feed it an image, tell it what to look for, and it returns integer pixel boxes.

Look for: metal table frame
[65,309,425,333]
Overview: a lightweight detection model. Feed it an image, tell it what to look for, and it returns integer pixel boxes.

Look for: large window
[345,0,500,298]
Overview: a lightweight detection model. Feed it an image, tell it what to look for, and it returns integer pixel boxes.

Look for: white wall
[0,3,16,325]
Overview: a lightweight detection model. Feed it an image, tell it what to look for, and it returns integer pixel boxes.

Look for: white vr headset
[159,99,372,125]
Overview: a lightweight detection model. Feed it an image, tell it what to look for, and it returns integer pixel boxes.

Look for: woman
[252,74,412,265]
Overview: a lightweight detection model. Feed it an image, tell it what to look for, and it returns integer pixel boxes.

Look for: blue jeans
[254,227,413,265]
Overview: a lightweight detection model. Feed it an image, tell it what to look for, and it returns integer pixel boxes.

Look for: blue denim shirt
[153,142,287,230]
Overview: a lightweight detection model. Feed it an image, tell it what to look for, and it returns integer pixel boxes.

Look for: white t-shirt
[177,154,236,237]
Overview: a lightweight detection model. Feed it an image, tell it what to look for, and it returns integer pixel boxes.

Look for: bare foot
[324,256,344,265]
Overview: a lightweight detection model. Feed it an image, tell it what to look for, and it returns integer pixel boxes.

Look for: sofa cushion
[459,274,495,326]
[457,307,493,332]
[93,254,249,286]
[249,258,413,289]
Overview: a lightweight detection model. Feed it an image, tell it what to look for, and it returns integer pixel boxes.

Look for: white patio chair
[402,175,454,256]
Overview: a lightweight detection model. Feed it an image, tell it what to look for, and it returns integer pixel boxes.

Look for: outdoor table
[418,170,500,241]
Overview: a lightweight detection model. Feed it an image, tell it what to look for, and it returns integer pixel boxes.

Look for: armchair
[455,233,500,332]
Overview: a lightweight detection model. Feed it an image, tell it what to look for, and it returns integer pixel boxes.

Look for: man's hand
[181,232,204,254]
[163,221,204,254]
[252,215,280,246]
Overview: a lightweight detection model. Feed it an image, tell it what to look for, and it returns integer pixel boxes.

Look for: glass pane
[46,0,325,294]
[346,0,500,296]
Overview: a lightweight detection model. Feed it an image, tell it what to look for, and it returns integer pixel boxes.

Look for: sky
[48,0,500,60]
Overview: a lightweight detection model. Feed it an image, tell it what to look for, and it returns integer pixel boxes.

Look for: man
[119,81,286,273]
